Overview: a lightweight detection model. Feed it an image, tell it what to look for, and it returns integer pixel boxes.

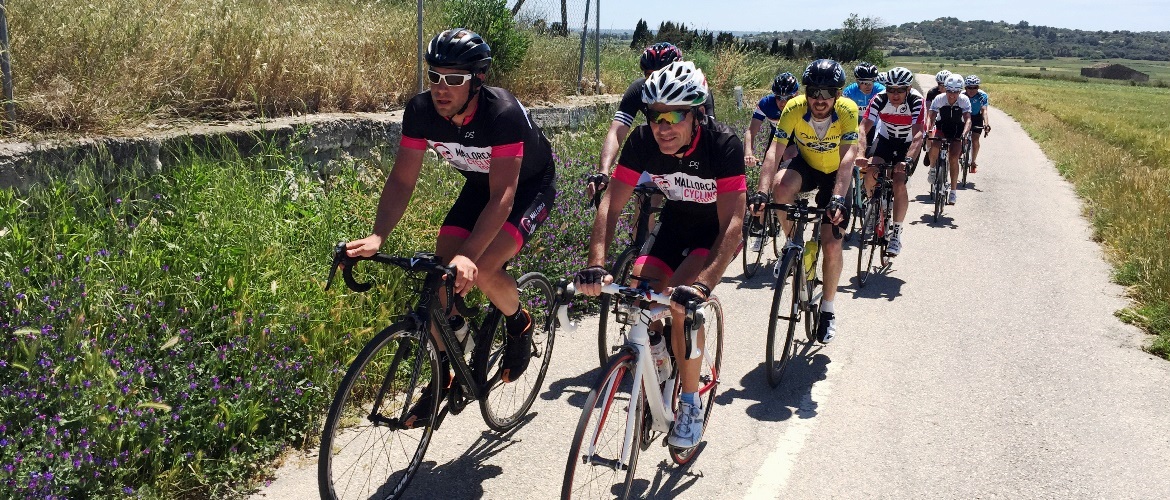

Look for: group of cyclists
[343,27,992,488]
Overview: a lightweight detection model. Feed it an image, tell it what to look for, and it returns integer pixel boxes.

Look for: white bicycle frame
[558,282,713,468]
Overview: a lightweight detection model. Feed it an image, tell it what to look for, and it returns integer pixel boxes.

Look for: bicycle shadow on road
[541,364,600,409]
[722,268,775,290]
[908,209,958,229]
[405,412,538,499]
[626,444,710,499]
[840,273,905,301]
[713,344,831,422]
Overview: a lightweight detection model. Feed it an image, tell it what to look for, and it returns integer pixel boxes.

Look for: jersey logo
[430,141,491,173]
[688,161,701,169]
[805,141,837,153]
[650,172,718,204]
[464,131,475,139]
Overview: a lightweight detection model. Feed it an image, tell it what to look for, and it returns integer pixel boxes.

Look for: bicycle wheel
[932,161,946,223]
[669,296,724,465]
[803,242,823,343]
[598,248,637,367]
[319,324,438,500]
[562,348,644,500]
[478,272,556,432]
[960,139,972,188]
[857,197,879,286]
[848,166,863,240]
[765,251,799,387]
[741,209,766,278]
[770,209,783,258]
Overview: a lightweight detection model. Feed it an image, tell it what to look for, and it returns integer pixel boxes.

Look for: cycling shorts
[785,156,850,228]
[634,209,718,280]
[870,136,915,177]
[970,114,985,132]
[932,122,965,141]
[439,167,556,252]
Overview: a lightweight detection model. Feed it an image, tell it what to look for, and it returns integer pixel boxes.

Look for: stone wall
[0,95,620,192]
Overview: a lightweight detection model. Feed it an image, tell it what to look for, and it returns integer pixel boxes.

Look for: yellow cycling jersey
[772,95,859,174]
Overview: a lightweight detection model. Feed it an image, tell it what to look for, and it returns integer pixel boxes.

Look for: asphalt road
[252,78,1170,499]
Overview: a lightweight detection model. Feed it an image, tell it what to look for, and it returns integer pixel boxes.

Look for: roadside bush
[443,0,531,75]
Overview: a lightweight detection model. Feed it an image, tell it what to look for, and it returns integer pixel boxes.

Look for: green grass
[891,55,1170,84]
[958,74,1170,357]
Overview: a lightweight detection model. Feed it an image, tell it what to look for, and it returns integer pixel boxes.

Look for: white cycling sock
[892,222,903,234]
[820,299,835,314]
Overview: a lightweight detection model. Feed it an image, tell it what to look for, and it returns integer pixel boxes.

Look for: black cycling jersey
[400,86,554,185]
[930,94,971,126]
[613,77,717,127]
[926,87,943,104]
[612,118,746,220]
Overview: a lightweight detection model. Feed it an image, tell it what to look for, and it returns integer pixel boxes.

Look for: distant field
[948,73,1170,356]
[891,56,1170,83]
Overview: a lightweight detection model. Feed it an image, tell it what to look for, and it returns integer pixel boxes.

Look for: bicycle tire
[932,158,946,223]
[562,348,643,500]
[857,197,880,287]
[669,296,725,465]
[770,209,783,258]
[765,251,799,388]
[848,166,863,240]
[803,244,822,343]
[961,138,972,188]
[479,272,556,433]
[598,248,636,367]
[741,209,766,278]
[319,324,438,500]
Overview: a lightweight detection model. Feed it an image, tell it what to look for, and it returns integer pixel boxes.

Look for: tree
[630,19,652,49]
[770,38,781,55]
[832,13,887,62]
[784,38,796,58]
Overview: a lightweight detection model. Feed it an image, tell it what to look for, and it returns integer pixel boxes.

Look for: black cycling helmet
[771,72,800,97]
[802,59,846,88]
[854,61,879,80]
[425,28,492,74]
[639,42,683,73]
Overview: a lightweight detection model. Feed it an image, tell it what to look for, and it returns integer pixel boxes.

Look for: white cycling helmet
[642,61,709,107]
[965,74,981,87]
[944,74,965,92]
[935,70,952,84]
[886,67,915,87]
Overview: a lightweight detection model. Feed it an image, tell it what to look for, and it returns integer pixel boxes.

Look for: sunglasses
[965,86,979,90]
[857,79,874,84]
[806,87,837,100]
[427,69,474,86]
[645,108,691,125]
[776,92,798,101]
[887,87,910,94]
[946,89,961,93]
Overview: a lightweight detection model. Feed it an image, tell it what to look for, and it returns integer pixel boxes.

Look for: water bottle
[449,315,469,345]
[803,241,819,277]
[648,331,672,383]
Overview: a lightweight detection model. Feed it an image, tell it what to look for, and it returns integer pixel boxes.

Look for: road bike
[318,244,559,500]
[959,132,973,188]
[598,183,663,367]
[929,137,951,222]
[763,197,834,388]
[561,280,723,499]
[856,160,897,287]
[848,164,865,240]
[741,201,782,278]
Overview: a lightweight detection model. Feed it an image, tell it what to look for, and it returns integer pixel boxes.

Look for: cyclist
[922,69,951,165]
[754,59,858,343]
[926,74,972,205]
[843,62,883,156]
[576,61,746,448]
[856,67,925,257]
[743,72,800,252]
[589,43,716,199]
[963,75,991,173]
[744,72,799,167]
[345,28,556,426]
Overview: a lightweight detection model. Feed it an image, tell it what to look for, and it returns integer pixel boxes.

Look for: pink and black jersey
[399,86,554,185]
[611,119,746,220]
[864,90,924,142]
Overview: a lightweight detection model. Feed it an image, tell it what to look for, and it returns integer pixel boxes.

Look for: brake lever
[325,242,346,291]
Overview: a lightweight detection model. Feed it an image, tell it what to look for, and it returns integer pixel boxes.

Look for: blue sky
[577,0,1170,33]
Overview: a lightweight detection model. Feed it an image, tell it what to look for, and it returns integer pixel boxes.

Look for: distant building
[1081,63,1150,82]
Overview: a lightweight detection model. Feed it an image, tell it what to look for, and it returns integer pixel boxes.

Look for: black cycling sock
[505,308,531,336]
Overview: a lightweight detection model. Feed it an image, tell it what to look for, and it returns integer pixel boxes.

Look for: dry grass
[8,0,436,135]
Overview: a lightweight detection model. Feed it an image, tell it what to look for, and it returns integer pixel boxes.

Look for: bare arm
[757,138,784,193]
[587,179,636,267]
[598,121,632,176]
[743,118,764,164]
[460,157,521,261]
[962,112,972,139]
[346,147,425,256]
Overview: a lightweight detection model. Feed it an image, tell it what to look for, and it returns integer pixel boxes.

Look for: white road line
[744,361,840,499]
